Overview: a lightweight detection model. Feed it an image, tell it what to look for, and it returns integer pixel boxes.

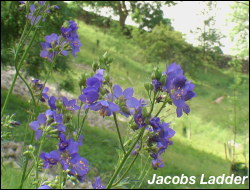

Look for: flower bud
[151,67,162,81]
[144,82,153,91]
[160,75,166,86]
[28,145,35,152]
[92,61,99,72]
[56,99,63,110]
[79,73,90,88]
[104,74,111,84]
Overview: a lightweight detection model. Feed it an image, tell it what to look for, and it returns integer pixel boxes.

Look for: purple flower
[108,84,134,117]
[54,5,59,10]
[152,158,164,170]
[79,87,99,105]
[48,96,56,110]
[38,185,52,189]
[94,69,105,82]
[31,79,49,102]
[45,109,66,133]
[131,143,140,156]
[133,108,146,129]
[92,176,106,189]
[38,1,46,6]
[32,79,43,90]
[86,77,102,90]
[27,4,42,25]
[40,150,60,168]
[61,20,82,57]
[41,87,49,102]
[149,117,161,132]
[163,63,196,117]
[19,1,25,4]
[29,110,66,140]
[61,97,80,111]
[58,134,81,170]
[146,117,175,169]
[152,79,162,92]
[40,33,68,61]
[29,113,47,140]
[88,100,120,117]
[69,154,90,181]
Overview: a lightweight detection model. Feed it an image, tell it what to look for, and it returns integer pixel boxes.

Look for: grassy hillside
[48,21,249,160]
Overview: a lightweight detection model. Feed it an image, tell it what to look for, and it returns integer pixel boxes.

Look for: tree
[192,2,224,60]
[131,1,175,31]
[229,1,249,58]
[82,1,175,32]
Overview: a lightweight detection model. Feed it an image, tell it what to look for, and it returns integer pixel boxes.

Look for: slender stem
[17,73,37,108]
[106,92,157,189]
[130,155,150,189]
[19,159,29,189]
[138,163,150,189]
[1,26,39,117]
[106,127,146,189]
[113,128,144,186]
[113,153,139,187]
[36,135,45,188]
[35,62,54,108]
[77,102,83,129]
[113,113,126,154]
[77,108,89,139]
[154,96,168,117]
[148,91,157,115]
[147,90,152,104]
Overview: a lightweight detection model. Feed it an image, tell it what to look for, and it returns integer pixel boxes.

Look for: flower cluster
[79,69,145,119]
[40,20,81,61]
[31,79,49,102]
[29,77,90,183]
[163,63,196,117]
[40,33,68,61]
[147,117,175,169]
[29,109,66,140]
[26,1,58,25]
[40,134,89,182]
[61,20,82,57]
[79,69,120,117]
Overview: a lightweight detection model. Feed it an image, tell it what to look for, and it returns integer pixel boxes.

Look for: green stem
[106,127,146,189]
[113,152,139,187]
[77,108,89,139]
[113,127,144,186]
[107,91,157,189]
[148,91,157,116]
[1,26,39,117]
[113,113,126,154]
[19,159,29,189]
[36,136,45,188]
[77,102,83,129]
[17,73,37,108]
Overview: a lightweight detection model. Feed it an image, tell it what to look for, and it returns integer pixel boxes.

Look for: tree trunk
[117,1,128,31]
